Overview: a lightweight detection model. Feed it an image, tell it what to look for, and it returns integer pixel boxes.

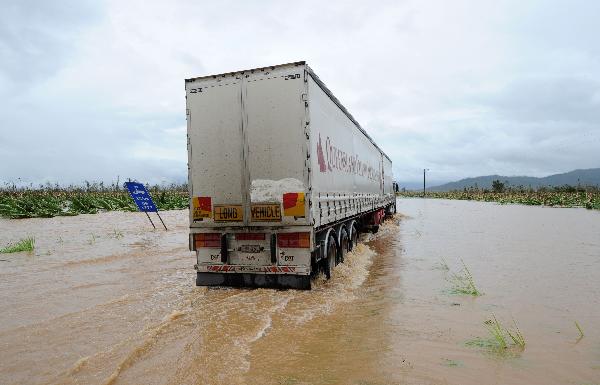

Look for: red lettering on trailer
[317,133,382,184]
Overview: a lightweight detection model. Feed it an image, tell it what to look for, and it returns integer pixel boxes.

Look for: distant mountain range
[428,168,600,191]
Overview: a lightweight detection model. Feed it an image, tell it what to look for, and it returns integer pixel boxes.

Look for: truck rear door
[187,63,309,228]
[244,64,309,226]
[186,75,245,227]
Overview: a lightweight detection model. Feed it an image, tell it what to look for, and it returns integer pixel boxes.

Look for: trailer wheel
[324,235,337,279]
[338,228,349,264]
[386,204,396,216]
[350,224,359,251]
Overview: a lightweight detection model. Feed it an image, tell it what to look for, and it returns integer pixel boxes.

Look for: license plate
[238,244,263,253]
[251,203,282,222]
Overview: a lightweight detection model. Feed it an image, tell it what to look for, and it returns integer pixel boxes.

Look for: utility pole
[423,169,429,198]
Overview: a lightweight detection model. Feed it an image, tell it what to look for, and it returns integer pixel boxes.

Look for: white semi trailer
[186,61,395,289]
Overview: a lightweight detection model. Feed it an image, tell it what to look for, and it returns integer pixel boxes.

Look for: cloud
[479,76,600,124]
[0,0,101,93]
[1,0,599,188]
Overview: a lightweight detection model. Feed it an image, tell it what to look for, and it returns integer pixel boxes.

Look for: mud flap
[196,272,311,290]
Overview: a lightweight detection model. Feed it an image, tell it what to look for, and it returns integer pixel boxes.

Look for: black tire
[350,225,359,251]
[324,235,336,279]
[338,228,349,264]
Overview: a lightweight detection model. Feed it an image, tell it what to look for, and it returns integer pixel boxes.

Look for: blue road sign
[125,182,157,212]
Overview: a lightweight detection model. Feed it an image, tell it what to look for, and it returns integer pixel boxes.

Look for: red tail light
[235,233,265,241]
[194,233,221,248]
[277,232,310,248]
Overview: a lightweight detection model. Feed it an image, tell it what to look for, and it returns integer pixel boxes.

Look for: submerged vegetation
[0,182,188,219]
[440,358,463,367]
[398,184,600,210]
[0,237,35,253]
[575,321,585,340]
[435,257,450,271]
[466,315,526,353]
[447,260,482,296]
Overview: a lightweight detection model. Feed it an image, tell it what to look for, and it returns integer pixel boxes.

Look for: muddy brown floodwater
[1,198,600,385]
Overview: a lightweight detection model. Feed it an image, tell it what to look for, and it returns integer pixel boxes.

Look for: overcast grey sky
[1,0,599,188]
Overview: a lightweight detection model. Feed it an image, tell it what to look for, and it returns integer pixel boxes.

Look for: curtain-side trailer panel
[383,156,394,196]
[307,70,392,228]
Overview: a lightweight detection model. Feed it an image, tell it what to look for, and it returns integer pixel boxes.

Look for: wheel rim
[339,231,348,263]
[351,227,358,250]
[326,237,336,278]
[329,242,336,268]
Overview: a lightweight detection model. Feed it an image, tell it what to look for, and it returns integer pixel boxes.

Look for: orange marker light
[194,233,221,248]
[277,232,310,248]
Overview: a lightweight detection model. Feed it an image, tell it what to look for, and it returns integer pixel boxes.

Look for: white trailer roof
[185,61,392,163]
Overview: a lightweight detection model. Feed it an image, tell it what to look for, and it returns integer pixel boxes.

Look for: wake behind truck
[186,61,395,289]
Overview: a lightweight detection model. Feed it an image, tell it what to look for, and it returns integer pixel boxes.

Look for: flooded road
[1,199,599,385]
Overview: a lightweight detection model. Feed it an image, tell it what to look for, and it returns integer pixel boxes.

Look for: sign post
[124,182,168,230]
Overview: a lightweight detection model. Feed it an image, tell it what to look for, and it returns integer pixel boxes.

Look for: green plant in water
[435,257,450,271]
[0,237,35,253]
[448,260,482,296]
[277,377,299,385]
[485,314,508,349]
[467,314,526,353]
[575,320,584,339]
[441,358,462,367]
[88,233,98,245]
[465,336,500,350]
[506,318,526,348]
